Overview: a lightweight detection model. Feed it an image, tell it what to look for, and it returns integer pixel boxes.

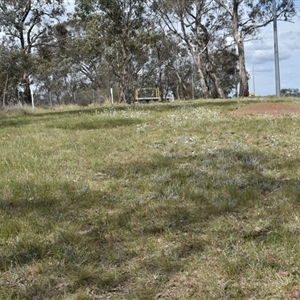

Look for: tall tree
[152,0,228,99]
[216,0,296,97]
[134,31,186,100]
[0,0,66,104]
[75,0,152,103]
[35,19,113,105]
[0,45,23,106]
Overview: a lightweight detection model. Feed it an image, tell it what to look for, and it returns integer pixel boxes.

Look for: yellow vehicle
[135,87,161,103]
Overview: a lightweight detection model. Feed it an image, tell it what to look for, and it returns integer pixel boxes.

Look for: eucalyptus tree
[140,33,198,100]
[151,0,229,99]
[211,45,238,97]
[75,0,153,103]
[215,0,296,97]
[134,31,187,100]
[35,19,113,105]
[281,88,300,97]
[60,19,113,91]
[0,0,66,104]
[0,45,23,106]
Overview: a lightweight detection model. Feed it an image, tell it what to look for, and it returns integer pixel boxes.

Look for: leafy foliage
[0,0,66,104]
[0,0,297,105]
[281,88,300,97]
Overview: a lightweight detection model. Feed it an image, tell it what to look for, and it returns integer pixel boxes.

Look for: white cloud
[65,0,75,13]
[280,31,300,50]
[245,15,300,95]
[253,49,278,63]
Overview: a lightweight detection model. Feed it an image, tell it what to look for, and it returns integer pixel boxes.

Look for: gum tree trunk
[232,0,249,97]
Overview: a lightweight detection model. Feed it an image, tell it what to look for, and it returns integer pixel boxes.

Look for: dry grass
[1,98,300,299]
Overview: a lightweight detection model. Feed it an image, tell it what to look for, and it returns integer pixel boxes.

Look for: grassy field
[1,98,300,299]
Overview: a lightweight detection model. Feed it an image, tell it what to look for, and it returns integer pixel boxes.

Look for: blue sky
[245,9,300,96]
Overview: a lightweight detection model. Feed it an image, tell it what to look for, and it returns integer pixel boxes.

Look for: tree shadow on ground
[47,117,142,130]
[1,146,300,299]
[0,99,243,129]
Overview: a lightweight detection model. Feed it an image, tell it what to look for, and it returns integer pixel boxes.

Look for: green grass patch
[1,99,300,299]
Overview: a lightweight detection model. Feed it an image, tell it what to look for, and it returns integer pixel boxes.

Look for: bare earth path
[232,102,300,117]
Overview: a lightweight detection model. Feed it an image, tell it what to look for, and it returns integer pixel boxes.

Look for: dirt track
[232,102,300,117]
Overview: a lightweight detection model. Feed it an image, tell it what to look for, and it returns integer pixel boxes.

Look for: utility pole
[273,0,281,97]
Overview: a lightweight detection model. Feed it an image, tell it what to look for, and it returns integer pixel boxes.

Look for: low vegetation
[1,98,300,299]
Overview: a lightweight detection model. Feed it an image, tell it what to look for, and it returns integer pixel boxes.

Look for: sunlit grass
[1,99,300,299]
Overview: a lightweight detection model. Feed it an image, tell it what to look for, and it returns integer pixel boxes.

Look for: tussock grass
[1,99,300,299]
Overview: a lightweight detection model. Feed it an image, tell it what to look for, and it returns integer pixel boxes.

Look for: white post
[31,90,34,109]
[110,88,114,104]
[49,91,52,107]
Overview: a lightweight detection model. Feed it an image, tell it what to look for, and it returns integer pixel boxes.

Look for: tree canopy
[0,0,297,106]
[0,0,66,104]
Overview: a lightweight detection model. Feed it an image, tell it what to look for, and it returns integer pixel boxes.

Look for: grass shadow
[97,146,300,230]
[48,117,142,130]
[0,118,36,129]
[1,98,276,132]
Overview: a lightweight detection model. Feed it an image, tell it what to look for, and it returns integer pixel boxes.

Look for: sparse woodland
[0,0,296,106]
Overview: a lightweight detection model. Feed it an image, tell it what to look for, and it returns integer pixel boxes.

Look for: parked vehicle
[135,88,171,103]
